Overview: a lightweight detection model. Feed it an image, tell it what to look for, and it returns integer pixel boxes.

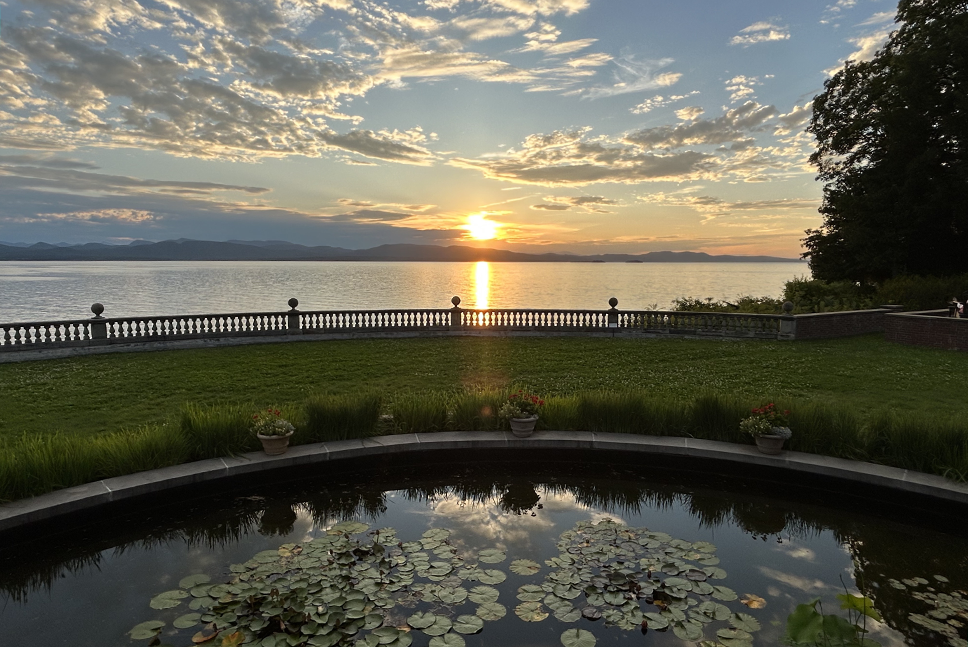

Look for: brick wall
[885,311,968,351]
[793,309,889,340]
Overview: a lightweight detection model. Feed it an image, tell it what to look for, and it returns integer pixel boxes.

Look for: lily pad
[150,589,190,610]
[331,521,369,535]
[517,585,545,602]
[475,602,507,621]
[423,616,453,636]
[179,574,212,589]
[478,549,506,564]
[730,612,761,632]
[712,586,738,601]
[672,621,704,641]
[582,607,602,621]
[467,586,500,604]
[452,615,484,634]
[407,612,437,629]
[478,569,506,585]
[560,628,597,647]
[515,601,549,622]
[510,559,542,576]
[173,613,202,629]
[129,620,165,640]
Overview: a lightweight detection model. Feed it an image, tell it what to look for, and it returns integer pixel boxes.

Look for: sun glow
[463,213,499,240]
[475,261,489,310]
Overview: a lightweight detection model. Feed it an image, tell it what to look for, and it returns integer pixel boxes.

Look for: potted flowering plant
[252,407,296,455]
[740,403,792,455]
[499,390,544,437]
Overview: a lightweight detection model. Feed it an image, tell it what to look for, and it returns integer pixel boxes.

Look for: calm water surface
[0,261,809,321]
[0,460,964,647]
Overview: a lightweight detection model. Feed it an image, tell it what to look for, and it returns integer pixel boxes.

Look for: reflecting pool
[0,459,965,647]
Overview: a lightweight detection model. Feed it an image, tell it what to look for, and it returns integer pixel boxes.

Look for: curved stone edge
[2,431,967,534]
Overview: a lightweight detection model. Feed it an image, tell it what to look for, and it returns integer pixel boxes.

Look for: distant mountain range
[0,239,801,263]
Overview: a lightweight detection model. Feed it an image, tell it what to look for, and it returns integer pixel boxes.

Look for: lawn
[1,334,966,440]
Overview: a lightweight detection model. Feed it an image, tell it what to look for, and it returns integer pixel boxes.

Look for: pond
[0,455,965,647]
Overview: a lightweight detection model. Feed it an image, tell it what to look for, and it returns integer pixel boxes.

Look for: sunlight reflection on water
[0,260,809,320]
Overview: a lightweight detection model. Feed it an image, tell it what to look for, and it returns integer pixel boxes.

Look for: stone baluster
[287,298,301,335]
[90,303,107,343]
[778,301,796,340]
[450,296,463,329]
[607,297,619,328]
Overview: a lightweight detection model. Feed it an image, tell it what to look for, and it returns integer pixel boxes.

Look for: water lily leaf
[740,594,767,609]
[192,623,219,644]
[712,586,738,602]
[467,586,500,604]
[309,633,342,647]
[371,627,404,644]
[438,587,468,604]
[515,602,549,622]
[554,606,582,623]
[330,521,369,535]
[718,628,753,647]
[221,631,245,647]
[386,634,413,647]
[643,613,669,630]
[478,549,506,564]
[363,614,385,630]
[934,575,949,583]
[510,559,541,576]
[129,620,165,640]
[560,628,597,647]
[673,622,704,642]
[407,612,436,629]
[179,574,212,590]
[423,617,453,636]
[423,528,451,541]
[453,615,484,635]
[429,635,464,647]
[703,567,727,580]
[837,594,882,621]
[692,541,717,553]
[582,607,602,621]
[174,613,203,629]
[151,589,190,610]
[517,585,545,602]
[477,569,506,585]
[730,613,761,633]
[603,591,625,606]
[475,602,507,621]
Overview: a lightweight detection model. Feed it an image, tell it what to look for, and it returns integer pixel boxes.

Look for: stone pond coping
[2,431,967,534]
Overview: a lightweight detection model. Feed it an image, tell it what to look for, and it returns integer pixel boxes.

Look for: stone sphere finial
[782,301,794,313]
[91,302,104,318]
[288,297,299,311]
[608,297,618,309]
[452,295,461,307]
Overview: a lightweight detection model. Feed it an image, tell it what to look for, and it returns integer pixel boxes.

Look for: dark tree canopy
[805,0,968,283]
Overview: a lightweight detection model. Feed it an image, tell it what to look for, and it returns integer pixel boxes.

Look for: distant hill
[0,239,801,263]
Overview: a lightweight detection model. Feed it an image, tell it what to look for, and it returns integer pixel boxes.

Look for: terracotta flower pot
[257,432,294,456]
[754,434,785,455]
[509,416,538,437]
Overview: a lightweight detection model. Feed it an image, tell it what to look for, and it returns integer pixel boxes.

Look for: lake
[0,261,809,322]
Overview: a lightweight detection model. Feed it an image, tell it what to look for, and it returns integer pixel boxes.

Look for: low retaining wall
[2,432,967,535]
[792,308,890,340]
[886,310,968,351]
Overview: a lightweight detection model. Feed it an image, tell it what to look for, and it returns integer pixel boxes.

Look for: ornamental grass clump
[389,391,450,434]
[180,403,257,459]
[450,390,505,431]
[303,392,381,441]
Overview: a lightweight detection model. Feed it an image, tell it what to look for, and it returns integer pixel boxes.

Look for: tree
[804,0,968,283]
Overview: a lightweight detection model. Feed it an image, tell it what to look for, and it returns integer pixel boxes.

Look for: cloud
[675,106,704,121]
[725,75,769,103]
[0,154,99,170]
[532,194,617,212]
[630,92,699,114]
[857,11,896,27]
[33,209,159,224]
[845,29,892,63]
[449,15,535,41]
[730,21,790,46]
[531,203,570,210]
[624,101,778,150]
[482,0,589,17]
[774,102,812,135]
[582,55,681,100]
[451,128,713,186]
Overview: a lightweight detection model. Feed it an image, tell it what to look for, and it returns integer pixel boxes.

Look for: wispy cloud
[630,92,699,114]
[730,21,790,46]
[582,55,681,100]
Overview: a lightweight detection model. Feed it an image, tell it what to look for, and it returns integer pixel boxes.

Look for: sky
[0,0,898,256]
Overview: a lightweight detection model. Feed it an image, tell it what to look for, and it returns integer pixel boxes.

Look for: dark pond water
[0,456,966,647]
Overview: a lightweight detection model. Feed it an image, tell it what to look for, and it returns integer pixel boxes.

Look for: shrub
[876,274,968,311]
[303,392,381,442]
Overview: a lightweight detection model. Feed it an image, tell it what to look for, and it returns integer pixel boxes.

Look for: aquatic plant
[129,519,765,647]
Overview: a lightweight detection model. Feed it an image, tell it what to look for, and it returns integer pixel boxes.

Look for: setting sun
[462,214,500,241]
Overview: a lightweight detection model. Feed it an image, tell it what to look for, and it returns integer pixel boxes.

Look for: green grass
[1,335,968,502]
[2,335,967,441]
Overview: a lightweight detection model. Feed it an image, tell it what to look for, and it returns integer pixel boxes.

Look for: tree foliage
[805,0,968,283]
